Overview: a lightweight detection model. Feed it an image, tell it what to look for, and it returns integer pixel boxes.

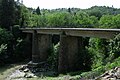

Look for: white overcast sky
[18,0,120,9]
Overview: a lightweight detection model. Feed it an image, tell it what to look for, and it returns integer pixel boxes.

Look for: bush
[87,35,120,69]
[0,26,31,66]
[11,25,32,62]
[47,42,59,71]
[81,34,120,78]
[0,28,13,66]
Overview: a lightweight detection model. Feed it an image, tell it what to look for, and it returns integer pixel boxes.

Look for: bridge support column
[38,34,52,62]
[32,30,39,63]
[32,30,52,63]
[58,33,84,73]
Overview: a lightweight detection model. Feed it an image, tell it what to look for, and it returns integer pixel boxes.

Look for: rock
[23,68,29,72]
[24,73,37,78]
[114,72,120,79]
[97,67,120,80]
[109,69,115,74]
[64,75,70,80]
[109,78,117,80]
[101,71,109,77]
[117,68,120,73]
[102,75,111,80]
[12,78,27,80]
[6,70,26,80]
[19,65,27,71]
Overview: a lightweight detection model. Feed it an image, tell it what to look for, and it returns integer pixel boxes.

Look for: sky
[18,0,120,9]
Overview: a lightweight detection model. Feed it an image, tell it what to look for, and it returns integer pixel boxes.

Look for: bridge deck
[20,28,120,39]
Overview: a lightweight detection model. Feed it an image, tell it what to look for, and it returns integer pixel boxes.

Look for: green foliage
[0,44,7,55]
[0,0,15,30]
[11,25,31,61]
[0,28,13,44]
[1,5,117,28]
[112,14,120,28]
[88,38,108,69]
[0,26,32,66]
[46,12,70,27]
[99,15,114,28]
[108,34,120,59]
[27,11,98,28]
[47,43,59,71]
[36,6,41,15]
[81,57,120,79]
[19,5,31,27]
[0,28,13,66]
[99,14,120,28]
[87,34,120,73]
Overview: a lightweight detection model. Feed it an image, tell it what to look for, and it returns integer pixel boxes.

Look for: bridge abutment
[58,33,84,73]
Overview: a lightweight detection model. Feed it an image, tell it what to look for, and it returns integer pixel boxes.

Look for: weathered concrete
[58,33,68,73]
[32,30,39,63]
[25,33,32,60]
[32,30,52,63]
[58,32,84,73]
[38,34,52,62]
[20,28,120,39]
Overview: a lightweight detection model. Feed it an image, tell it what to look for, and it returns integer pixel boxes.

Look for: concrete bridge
[20,28,120,73]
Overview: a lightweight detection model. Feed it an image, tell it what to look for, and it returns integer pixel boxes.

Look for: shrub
[47,42,60,71]
[0,28,13,66]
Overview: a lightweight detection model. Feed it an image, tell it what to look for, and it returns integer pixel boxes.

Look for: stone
[109,69,115,74]
[101,71,109,77]
[64,75,70,80]
[24,73,37,78]
[114,67,119,71]
[94,67,120,80]
[7,70,26,79]
[102,75,111,80]
[117,68,120,73]
[108,78,117,80]
[115,72,120,79]
[19,65,27,71]
[12,78,27,80]
[23,68,29,72]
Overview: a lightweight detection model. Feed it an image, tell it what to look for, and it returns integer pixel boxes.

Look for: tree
[112,14,120,28]
[19,5,31,27]
[0,0,15,30]
[99,15,114,28]
[36,6,41,15]
[74,11,96,28]
[68,8,71,13]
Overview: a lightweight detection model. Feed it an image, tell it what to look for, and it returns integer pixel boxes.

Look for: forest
[1,0,120,79]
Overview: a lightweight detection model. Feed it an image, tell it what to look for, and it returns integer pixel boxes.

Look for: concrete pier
[38,34,52,62]
[58,32,84,73]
